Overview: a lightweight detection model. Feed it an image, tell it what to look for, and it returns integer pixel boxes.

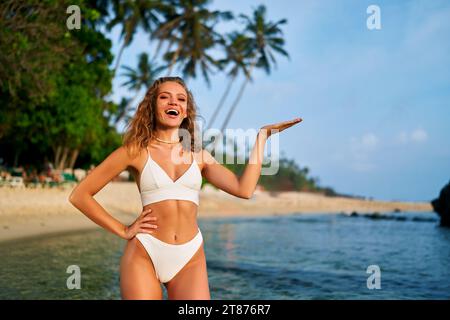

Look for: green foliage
[258,157,317,192]
[0,0,334,194]
[0,0,75,102]
[205,150,335,194]
[0,0,119,168]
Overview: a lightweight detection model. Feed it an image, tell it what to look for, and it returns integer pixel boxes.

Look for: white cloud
[396,128,428,144]
[361,133,379,148]
[348,132,380,172]
[411,128,428,143]
[351,133,379,150]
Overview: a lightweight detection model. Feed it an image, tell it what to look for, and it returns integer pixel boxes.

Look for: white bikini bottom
[135,228,203,284]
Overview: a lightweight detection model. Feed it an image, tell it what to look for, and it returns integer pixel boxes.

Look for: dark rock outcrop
[431,180,450,227]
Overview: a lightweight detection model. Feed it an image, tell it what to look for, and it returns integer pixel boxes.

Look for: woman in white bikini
[69,76,302,300]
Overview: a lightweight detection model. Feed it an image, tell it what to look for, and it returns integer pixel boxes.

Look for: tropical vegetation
[0,0,336,194]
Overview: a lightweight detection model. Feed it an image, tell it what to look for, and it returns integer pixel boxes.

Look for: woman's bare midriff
[142,199,199,244]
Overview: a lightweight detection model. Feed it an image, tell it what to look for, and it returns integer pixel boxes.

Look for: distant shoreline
[0,182,433,243]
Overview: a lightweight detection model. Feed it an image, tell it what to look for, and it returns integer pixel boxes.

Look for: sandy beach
[0,182,433,243]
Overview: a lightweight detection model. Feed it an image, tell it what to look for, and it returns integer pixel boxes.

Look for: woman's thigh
[120,237,163,300]
[164,243,210,300]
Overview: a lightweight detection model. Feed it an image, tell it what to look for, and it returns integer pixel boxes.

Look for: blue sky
[106,0,450,202]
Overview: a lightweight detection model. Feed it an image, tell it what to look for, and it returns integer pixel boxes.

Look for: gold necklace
[155,137,180,144]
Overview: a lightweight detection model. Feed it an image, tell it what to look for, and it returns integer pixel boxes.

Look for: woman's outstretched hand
[259,117,303,138]
[123,208,158,240]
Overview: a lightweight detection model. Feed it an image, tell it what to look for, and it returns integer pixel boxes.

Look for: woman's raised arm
[202,117,302,199]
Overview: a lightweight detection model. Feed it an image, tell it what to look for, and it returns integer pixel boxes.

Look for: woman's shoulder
[117,144,147,169]
[192,148,207,158]
[118,144,146,158]
[193,148,217,165]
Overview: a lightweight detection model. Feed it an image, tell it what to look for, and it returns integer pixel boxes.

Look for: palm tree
[115,52,164,124]
[205,31,254,131]
[112,97,132,125]
[152,0,233,85]
[86,0,111,29]
[107,0,172,74]
[219,5,289,132]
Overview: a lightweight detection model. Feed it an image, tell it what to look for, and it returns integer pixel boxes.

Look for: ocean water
[0,212,449,300]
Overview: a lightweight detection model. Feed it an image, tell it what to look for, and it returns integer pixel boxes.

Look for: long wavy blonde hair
[123,77,200,158]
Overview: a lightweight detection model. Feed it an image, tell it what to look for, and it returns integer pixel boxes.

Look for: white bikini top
[139,147,202,206]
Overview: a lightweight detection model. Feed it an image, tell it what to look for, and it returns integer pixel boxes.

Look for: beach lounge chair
[9,176,25,188]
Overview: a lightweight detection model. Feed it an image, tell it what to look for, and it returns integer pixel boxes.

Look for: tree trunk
[206,78,249,152]
[54,145,62,168]
[167,44,181,76]
[206,75,235,130]
[207,60,257,152]
[220,78,249,132]
[114,94,138,125]
[113,43,126,75]
[68,148,79,169]
[219,59,257,132]
[13,149,19,167]
[153,38,166,61]
[57,146,69,170]
[167,29,188,76]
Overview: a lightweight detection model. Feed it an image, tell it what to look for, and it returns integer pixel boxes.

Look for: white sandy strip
[0,182,433,243]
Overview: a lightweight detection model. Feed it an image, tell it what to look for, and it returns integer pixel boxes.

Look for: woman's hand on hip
[123,208,158,240]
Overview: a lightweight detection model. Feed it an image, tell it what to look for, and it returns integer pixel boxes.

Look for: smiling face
[155,81,188,128]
